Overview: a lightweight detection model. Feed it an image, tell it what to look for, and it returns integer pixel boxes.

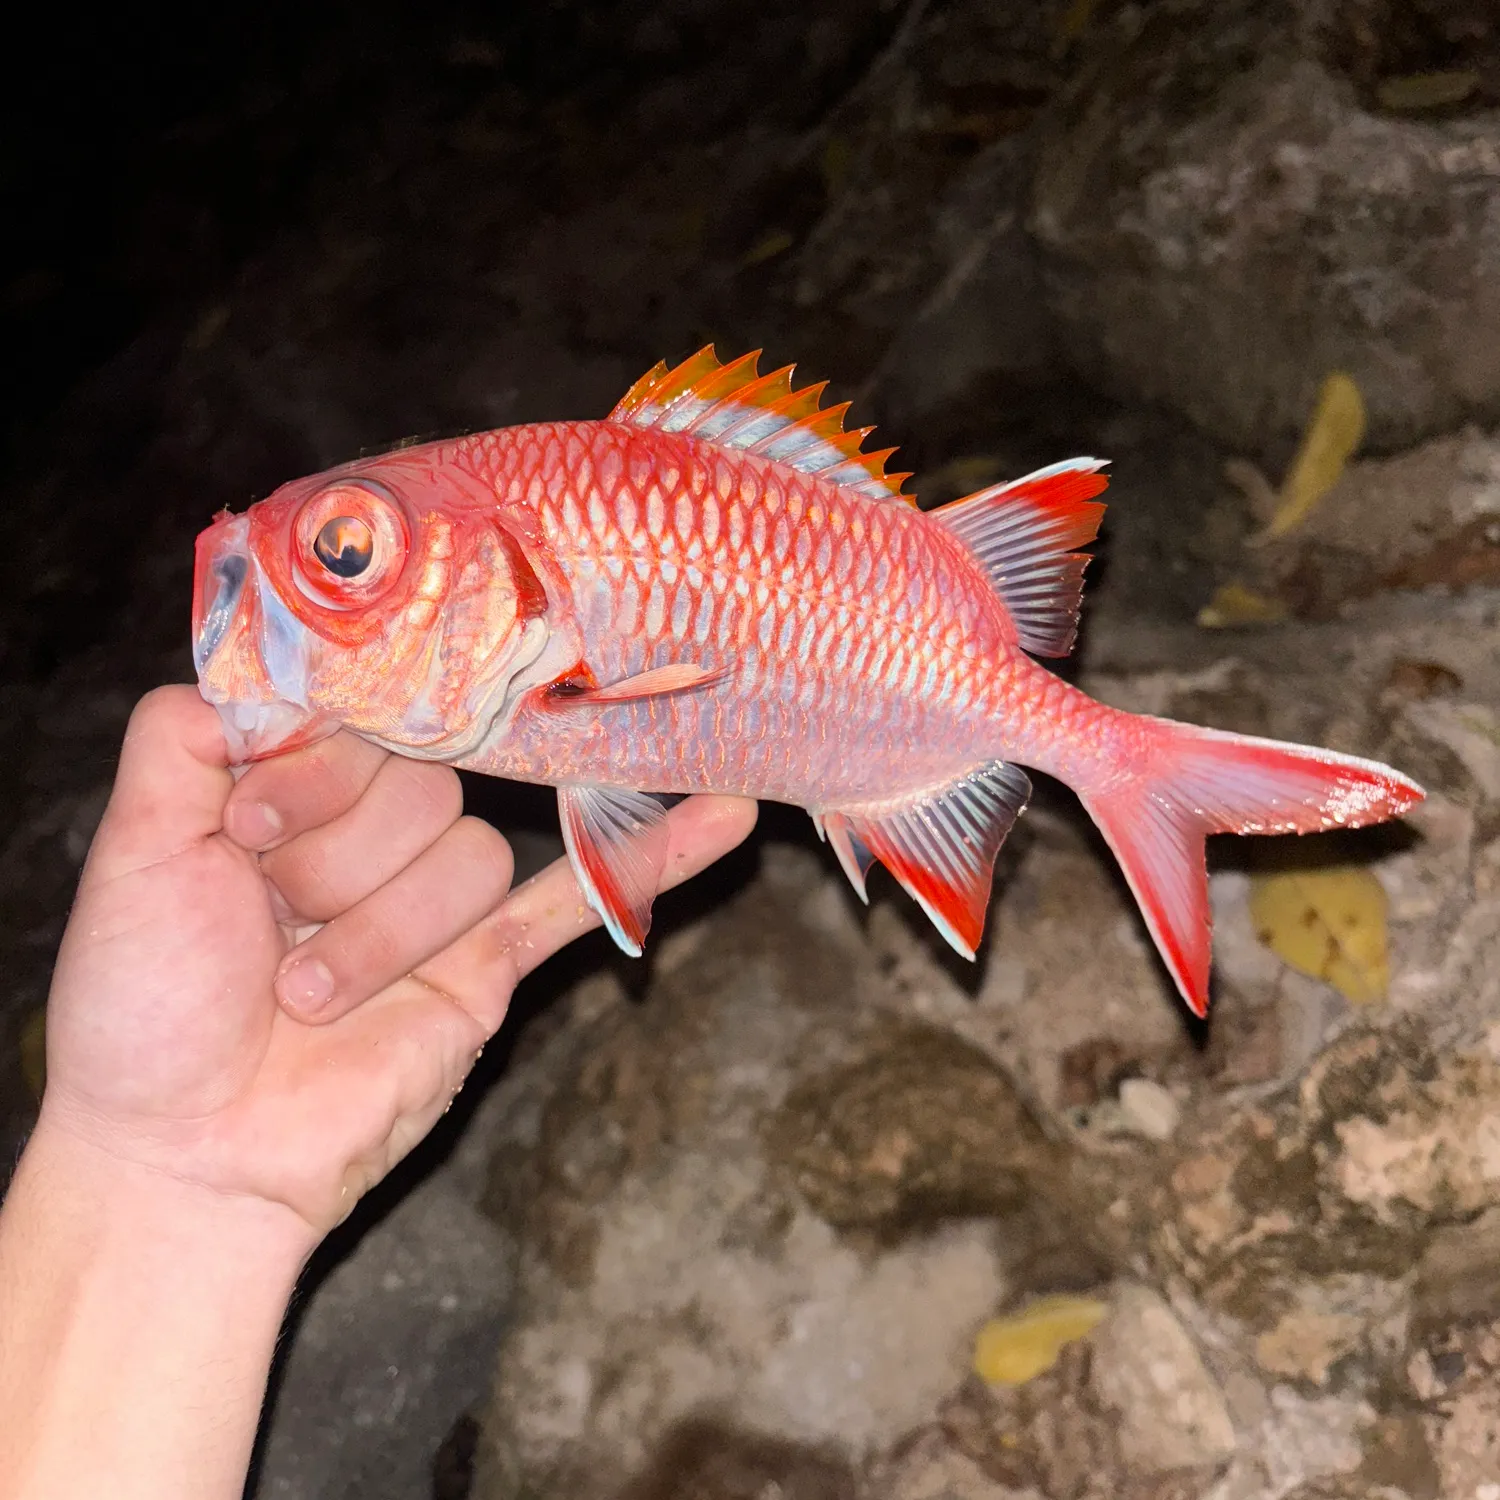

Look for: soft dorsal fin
[611,345,914,505]
[931,458,1109,658]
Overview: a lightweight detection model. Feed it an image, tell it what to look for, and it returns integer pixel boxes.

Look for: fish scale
[193,343,1424,1016]
[460,420,1003,805]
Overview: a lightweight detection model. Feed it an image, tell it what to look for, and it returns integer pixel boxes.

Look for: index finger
[223,730,391,851]
[410,794,758,1032]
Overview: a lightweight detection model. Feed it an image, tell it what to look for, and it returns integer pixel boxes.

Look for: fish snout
[191,513,330,763]
[192,513,252,676]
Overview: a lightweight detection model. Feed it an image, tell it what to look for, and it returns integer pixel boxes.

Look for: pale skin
[0,684,756,1500]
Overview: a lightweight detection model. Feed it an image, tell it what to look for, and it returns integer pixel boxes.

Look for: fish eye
[313,516,374,577]
[292,478,409,611]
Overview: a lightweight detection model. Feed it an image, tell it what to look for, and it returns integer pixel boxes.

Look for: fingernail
[229,799,283,849]
[276,957,335,1015]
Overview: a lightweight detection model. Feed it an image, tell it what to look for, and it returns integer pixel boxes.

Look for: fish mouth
[192,513,332,763]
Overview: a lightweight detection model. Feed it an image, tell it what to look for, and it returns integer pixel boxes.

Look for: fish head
[192,448,550,763]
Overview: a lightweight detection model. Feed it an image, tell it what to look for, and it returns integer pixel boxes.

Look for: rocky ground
[2,1,1499,1497]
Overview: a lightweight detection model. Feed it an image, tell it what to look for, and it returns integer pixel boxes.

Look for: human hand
[39,684,757,1247]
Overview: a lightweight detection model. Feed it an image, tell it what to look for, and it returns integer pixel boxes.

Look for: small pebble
[1118,1078,1180,1142]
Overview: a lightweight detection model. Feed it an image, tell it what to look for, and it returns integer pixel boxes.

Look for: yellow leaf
[1197,582,1287,628]
[20,1006,46,1100]
[1249,865,1390,1005]
[973,1295,1109,1386]
[741,229,794,267]
[1376,71,1480,113]
[1264,372,1366,538]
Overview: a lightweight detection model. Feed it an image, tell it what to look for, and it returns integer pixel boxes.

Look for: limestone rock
[870,134,1062,438]
[1413,1206,1500,1334]
[1434,1387,1500,1499]
[1331,1046,1500,1222]
[252,1107,514,1500]
[1090,1285,1237,1474]
[474,849,1061,1500]
[1030,0,1500,454]
[865,1429,1034,1500]
[1253,1387,1373,1498]
[1250,428,1500,615]
[1255,1310,1365,1388]
[766,1024,1052,1231]
[1117,1078,1182,1143]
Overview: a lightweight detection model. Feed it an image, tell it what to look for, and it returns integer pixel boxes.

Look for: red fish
[192,347,1422,1015]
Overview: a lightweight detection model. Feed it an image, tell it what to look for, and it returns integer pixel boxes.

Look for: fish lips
[192,512,334,763]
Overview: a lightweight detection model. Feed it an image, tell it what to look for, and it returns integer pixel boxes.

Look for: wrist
[18,1102,320,1274]
[0,1112,315,1499]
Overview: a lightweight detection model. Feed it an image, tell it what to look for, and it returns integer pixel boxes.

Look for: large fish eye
[292,478,410,611]
[313,515,374,577]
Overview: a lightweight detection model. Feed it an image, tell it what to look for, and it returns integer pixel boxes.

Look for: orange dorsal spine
[610,345,914,505]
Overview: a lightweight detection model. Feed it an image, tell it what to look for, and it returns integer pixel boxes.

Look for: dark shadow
[613,1414,858,1500]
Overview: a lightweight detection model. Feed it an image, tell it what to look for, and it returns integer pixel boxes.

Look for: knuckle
[452,817,514,892]
[133,684,180,720]
[276,733,381,820]
[331,911,401,986]
[264,842,343,918]
[436,779,467,828]
[404,762,463,825]
[127,683,195,740]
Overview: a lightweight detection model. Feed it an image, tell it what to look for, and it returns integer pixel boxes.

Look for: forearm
[0,1115,314,1500]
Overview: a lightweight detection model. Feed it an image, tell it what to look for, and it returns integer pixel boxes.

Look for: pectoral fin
[546,661,729,709]
[557,784,670,956]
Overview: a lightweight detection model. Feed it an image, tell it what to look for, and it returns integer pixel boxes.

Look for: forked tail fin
[1078,719,1424,1017]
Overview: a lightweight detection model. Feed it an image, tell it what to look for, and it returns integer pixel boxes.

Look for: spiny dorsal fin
[932,458,1109,658]
[610,345,914,505]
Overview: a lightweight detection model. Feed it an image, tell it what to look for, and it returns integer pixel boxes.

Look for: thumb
[85,685,234,883]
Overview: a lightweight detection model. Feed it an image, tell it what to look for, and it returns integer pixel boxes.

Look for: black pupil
[314,517,373,577]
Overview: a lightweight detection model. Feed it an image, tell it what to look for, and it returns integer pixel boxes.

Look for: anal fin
[819,762,1031,958]
[557,785,670,956]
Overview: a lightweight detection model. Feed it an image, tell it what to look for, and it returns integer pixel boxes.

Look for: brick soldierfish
[192,346,1423,1016]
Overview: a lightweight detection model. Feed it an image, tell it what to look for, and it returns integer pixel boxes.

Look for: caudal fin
[1079,720,1424,1017]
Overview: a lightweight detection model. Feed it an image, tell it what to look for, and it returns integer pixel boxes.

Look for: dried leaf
[1264,372,1366,539]
[1376,71,1480,113]
[1249,866,1390,1005]
[741,229,794,267]
[1197,582,1287,628]
[973,1295,1109,1386]
[20,1006,46,1100]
